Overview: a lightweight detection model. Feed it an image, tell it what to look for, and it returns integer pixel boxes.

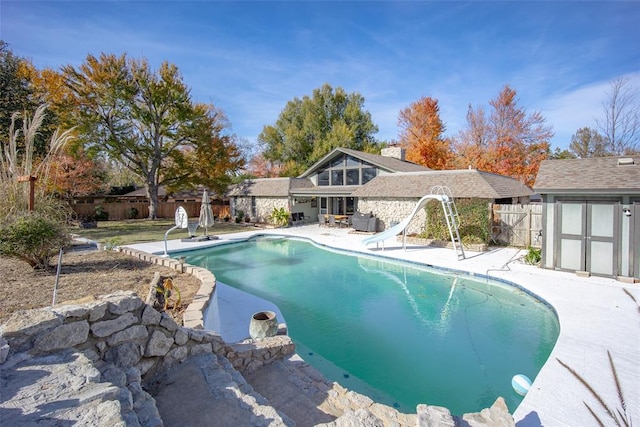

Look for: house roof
[533,156,640,194]
[227,177,314,197]
[351,170,534,199]
[298,147,430,178]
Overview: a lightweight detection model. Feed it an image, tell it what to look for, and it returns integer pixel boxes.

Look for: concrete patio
[128,223,640,426]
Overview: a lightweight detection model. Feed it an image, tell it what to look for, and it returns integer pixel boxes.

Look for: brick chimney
[381,147,406,161]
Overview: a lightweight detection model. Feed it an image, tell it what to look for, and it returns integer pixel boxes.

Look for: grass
[70,219,251,245]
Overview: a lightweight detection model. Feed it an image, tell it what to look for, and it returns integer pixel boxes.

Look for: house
[533,156,640,280]
[229,147,533,235]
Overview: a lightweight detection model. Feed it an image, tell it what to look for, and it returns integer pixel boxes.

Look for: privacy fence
[72,201,231,221]
[490,203,543,248]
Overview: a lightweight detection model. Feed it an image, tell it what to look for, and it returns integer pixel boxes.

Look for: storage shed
[533,156,640,280]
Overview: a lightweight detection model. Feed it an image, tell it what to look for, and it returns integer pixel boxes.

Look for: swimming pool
[176,236,559,415]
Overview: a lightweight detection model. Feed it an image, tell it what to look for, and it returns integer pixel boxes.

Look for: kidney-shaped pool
[175,236,559,415]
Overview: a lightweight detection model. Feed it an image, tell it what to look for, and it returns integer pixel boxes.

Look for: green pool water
[177,236,559,415]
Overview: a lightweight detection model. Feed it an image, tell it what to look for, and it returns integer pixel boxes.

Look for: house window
[362,167,377,184]
[318,170,330,186]
[331,170,344,186]
[315,154,377,187]
[346,169,359,185]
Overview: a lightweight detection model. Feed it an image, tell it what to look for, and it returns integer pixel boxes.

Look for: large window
[316,154,377,186]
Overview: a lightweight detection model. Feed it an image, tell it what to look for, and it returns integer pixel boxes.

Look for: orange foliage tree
[247,153,282,178]
[453,85,553,186]
[398,97,452,169]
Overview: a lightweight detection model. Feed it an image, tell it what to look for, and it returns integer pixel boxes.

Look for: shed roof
[533,156,640,194]
[227,177,314,197]
[351,170,533,199]
[298,147,430,177]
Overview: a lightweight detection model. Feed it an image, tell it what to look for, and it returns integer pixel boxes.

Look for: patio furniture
[328,215,337,227]
[351,212,377,232]
[318,214,327,227]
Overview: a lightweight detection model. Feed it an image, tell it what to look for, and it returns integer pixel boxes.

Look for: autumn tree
[454,85,553,186]
[259,83,380,176]
[397,96,452,169]
[247,152,282,178]
[569,127,608,158]
[596,76,639,155]
[44,149,110,201]
[63,53,243,219]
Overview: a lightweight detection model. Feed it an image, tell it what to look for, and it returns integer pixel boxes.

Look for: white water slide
[361,186,465,260]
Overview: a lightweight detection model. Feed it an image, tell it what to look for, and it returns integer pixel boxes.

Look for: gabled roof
[227,177,314,197]
[351,170,533,199]
[534,156,640,194]
[298,147,430,178]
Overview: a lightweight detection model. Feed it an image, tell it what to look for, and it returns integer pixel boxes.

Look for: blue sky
[2,1,639,151]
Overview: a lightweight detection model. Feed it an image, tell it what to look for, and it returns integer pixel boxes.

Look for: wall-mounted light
[623,208,631,217]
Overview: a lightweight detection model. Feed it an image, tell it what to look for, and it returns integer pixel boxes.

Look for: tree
[247,152,282,178]
[454,85,553,186]
[259,83,380,176]
[62,53,243,219]
[44,149,110,201]
[0,42,36,148]
[397,97,452,169]
[548,147,576,160]
[569,127,608,158]
[596,76,639,155]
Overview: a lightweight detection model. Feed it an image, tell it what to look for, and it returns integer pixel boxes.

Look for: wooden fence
[490,203,543,248]
[72,201,230,221]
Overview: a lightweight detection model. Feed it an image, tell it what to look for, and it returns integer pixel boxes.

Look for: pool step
[147,352,294,426]
[244,353,418,426]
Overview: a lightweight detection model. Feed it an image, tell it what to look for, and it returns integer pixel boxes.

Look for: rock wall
[0,291,296,426]
[358,198,427,234]
[234,196,289,223]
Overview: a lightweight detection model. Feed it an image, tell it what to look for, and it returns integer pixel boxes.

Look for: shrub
[235,210,244,223]
[421,198,490,244]
[0,213,70,269]
[524,246,542,265]
[270,207,290,227]
[125,207,139,219]
[94,205,109,221]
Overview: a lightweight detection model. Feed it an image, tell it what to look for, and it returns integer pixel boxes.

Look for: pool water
[177,237,559,415]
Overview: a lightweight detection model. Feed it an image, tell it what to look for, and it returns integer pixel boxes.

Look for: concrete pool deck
[128,224,640,426]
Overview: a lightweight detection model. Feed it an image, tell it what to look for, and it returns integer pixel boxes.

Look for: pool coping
[126,225,640,426]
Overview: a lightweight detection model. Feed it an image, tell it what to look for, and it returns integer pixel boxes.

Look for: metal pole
[52,247,63,306]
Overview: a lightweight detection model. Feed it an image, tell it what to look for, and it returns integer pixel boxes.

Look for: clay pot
[249,311,278,341]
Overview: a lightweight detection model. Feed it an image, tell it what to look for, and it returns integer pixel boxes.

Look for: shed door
[557,202,586,272]
[557,201,618,277]
[586,203,618,276]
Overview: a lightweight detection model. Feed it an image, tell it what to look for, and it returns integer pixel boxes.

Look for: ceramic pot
[249,311,278,341]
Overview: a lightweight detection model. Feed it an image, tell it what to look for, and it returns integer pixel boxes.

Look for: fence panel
[72,201,230,221]
[491,204,543,247]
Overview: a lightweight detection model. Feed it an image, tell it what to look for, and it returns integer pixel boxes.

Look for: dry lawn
[0,247,202,325]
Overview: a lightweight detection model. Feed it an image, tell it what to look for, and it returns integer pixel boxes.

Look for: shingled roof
[227,177,314,197]
[351,170,533,199]
[534,156,640,194]
[298,147,430,177]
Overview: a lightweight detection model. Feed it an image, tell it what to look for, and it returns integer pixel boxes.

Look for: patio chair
[318,214,327,227]
[328,215,336,227]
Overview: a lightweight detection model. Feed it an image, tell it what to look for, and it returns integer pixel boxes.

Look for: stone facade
[358,197,427,234]
[233,196,289,224]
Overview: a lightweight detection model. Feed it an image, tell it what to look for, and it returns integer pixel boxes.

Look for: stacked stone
[0,291,297,426]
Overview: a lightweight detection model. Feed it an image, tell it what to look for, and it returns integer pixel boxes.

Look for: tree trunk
[146,182,159,220]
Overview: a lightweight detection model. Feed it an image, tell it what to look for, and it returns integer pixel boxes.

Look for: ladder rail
[431,186,465,260]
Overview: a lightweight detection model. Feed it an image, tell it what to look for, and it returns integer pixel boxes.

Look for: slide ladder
[431,186,465,260]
